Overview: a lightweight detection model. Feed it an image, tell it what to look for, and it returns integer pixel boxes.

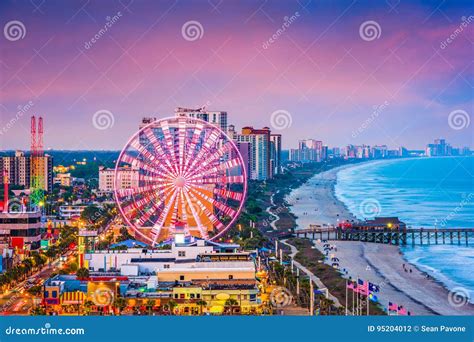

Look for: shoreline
[284,161,474,315]
[286,163,362,229]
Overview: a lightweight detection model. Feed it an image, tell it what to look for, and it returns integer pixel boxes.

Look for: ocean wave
[335,157,474,300]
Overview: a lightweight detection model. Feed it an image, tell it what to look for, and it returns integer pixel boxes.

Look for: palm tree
[31,252,45,269]
[145,299,156,315]
[196,299,207,315]
[27,285,42,296]
[224,298,239,315]
[30,306,46,315]
[22,259,33,275]
[76,267,89,279]
[319,298,334,315]
[168,300,178,315]
[113,297,127,315]
[83,300,94,315]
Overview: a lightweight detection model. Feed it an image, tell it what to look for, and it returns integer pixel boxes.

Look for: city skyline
[0,0,473,151]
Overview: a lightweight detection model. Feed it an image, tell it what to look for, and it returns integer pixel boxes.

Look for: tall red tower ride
[30,115,44,206]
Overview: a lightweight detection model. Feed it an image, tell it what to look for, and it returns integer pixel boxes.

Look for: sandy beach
[286,164,358,229]
[313,240,474,315]
[286,164,474,315]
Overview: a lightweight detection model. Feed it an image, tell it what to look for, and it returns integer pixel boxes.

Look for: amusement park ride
[114,116,248,246]
[30,115,45,206]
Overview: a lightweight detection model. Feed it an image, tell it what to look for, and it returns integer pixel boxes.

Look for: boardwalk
[280,239,343,309]
[294,227,474,246]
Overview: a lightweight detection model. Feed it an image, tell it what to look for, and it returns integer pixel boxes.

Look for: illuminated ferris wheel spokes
[114,116,247,245]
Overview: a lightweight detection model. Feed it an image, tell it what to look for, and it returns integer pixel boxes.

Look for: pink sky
[0,0,472,150]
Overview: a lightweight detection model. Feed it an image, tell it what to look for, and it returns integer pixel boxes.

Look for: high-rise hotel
[0,150,53,192]
[139,108,281,181]
[174,107,228,132]
[228,126,281,181]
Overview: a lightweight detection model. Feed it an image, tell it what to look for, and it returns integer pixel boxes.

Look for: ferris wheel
[114,116,247,246]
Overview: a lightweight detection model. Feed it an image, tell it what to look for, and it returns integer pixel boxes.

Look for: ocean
[335,156,474,302]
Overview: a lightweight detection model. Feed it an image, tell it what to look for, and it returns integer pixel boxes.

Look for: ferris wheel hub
[174,176,186,188]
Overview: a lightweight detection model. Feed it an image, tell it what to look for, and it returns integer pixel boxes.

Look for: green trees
[31,251,46,268]
[167,300,177,315]
[80,205,102,224]
[27,285,42,296]
[83,300,94,315]
[196,299,207,315]
[145,299,156,315]
[224,298,239,315]
[113,297,127,315]
[76,267,90,279]
[30,306,46,315]
[116,227,133,242]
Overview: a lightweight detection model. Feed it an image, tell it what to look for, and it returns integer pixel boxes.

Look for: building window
[164,264,170,269]
[174,294,178,299]
[179,275,185,281]
[178,251,186,257]
[180,294,185,299]
[196,293,200,299]
[228,275,233,280]
[190,293,195,299]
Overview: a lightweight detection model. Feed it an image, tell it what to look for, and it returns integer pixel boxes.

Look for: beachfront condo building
[174,107,228,132]
[290,139,325,163]
[98,165,139,193]
[236,127,272,181]
[270,134,282,176]
[0,151,53,192]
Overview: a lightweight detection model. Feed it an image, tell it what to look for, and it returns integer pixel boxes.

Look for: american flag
[398,307,408,315]
[357,278,368,295]
[368,282,380,293]
[388,302,398,312]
